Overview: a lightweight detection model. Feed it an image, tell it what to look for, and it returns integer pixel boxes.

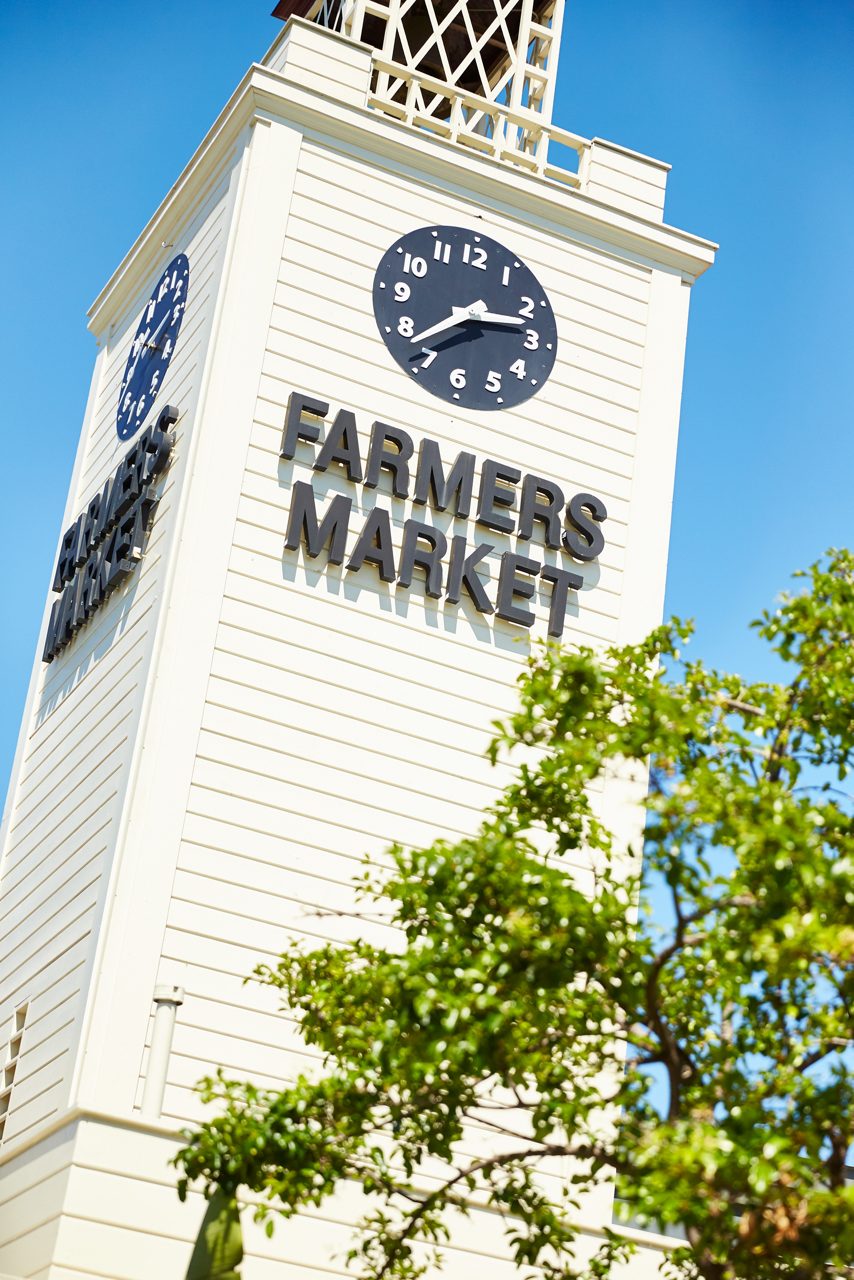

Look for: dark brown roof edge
[272,1,317,19]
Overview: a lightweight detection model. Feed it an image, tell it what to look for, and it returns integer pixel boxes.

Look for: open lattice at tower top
[272,0,566,123]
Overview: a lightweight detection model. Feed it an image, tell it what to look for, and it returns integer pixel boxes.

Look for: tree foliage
[176,550,854,1280]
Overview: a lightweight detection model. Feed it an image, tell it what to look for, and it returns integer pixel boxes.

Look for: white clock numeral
[161,338,172,360]
[398,316,415,337]
[519,296,535,318]
[433,240,452,263]
[509,358,527,380]
[394,281,411,302]
[450,368,467,389]
[501,266,511,286]
[524,329,540,350]
[403,253,427,277]
[463,243,488,270]
[419,348,438,368]
[485,370,502,393]
[146,300,156,322]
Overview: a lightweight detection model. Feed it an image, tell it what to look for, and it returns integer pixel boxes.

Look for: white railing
[367,55,589,190]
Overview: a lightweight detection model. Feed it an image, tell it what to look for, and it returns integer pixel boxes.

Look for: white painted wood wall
[0,18,714,1279]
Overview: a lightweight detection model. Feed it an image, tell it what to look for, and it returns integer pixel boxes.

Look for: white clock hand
[124,309,172,386]
[409,300,527,345]
[145,309,174,352]
[477,311,525,327]
[409,305,471,346]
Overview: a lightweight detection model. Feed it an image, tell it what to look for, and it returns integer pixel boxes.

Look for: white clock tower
[0,3,714,1276]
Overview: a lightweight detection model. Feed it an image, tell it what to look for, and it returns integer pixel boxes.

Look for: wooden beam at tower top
[271,1,558,36]
[272,1,317,19]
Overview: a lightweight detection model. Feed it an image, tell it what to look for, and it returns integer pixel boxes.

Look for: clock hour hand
[478,311,525,327]
[409,300,526,345]
[124,310,172,386]
[144,309,174,352]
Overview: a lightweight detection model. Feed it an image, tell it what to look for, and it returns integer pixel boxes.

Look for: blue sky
[1,0,852,789]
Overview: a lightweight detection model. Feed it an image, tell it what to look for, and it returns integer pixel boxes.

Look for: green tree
[176,551,854,1280]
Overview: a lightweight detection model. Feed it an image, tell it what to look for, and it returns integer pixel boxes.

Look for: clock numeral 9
[398,316,415,337]
[450,368,467,389]
[485,371,502,393]
[394,281,411,302]
[524,330,539,350]
[402,253,428,277]
[519,297,536,319]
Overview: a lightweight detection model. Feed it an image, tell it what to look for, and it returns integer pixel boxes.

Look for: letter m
[285,481,351,565]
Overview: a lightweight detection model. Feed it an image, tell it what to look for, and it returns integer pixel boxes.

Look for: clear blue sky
[1,0,852,790]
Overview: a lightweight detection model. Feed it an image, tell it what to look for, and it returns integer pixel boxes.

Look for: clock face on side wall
[372,225,557,411]
[116,252,190,441]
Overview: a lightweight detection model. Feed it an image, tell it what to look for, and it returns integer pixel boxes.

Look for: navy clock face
[116,253,190,441]
[373,225,557,411]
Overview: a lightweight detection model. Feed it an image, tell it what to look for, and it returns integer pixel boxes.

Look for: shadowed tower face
[273,0,565,136]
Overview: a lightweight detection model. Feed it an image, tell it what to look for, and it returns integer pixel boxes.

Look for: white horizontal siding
[0,157,236,1148]
[150,134,650,1200]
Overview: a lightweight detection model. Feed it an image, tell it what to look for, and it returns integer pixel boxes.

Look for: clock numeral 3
[524,330,540,350]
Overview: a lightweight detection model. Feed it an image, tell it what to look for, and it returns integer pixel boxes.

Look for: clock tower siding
[0,16,713,1279]
[0,153,241,1272]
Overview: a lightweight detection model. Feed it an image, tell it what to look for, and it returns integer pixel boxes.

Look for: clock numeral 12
[462,243,488,270]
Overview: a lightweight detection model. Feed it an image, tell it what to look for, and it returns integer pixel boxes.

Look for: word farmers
[281,392,608,639]
[43,407,177,663]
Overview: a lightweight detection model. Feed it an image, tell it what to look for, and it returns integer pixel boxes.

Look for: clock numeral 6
[450,368,467,389]
[485,371,502,393]
[394,281,411,302]
[398,316,415,337]
[524,329,540,350]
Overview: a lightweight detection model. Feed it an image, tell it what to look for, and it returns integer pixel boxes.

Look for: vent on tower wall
[0,1003,28,1142]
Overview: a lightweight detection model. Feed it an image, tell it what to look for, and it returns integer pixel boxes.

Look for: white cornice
[88,60,717,336]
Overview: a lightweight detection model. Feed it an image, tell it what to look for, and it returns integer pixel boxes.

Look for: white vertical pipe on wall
[140,984,184,1120]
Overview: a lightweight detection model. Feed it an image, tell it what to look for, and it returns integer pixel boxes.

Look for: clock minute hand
[409,305,471,346]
